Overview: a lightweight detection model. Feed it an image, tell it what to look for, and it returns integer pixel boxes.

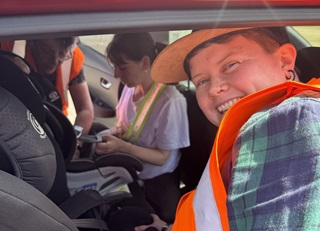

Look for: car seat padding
[0,86,56,194]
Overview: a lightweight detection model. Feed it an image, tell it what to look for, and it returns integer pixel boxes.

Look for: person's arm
[228,95,320,230]
[95,135,170,165]
[69,80,94,135]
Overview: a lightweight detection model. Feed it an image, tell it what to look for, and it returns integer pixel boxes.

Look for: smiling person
[95,32,190,224]
[0,38,94,159]
[135,27,320,231]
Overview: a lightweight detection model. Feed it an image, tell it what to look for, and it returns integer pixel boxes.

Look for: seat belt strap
[124,82,166,143]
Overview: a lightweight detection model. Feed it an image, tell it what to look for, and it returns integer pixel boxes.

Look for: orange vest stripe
[55,46,85,115]
[213,79,320,231]
[172,191,196,230]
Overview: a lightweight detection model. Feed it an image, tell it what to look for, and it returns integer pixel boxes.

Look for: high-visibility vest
[172,78,320,231]
[0,40,85,116]
[123,82,166,143]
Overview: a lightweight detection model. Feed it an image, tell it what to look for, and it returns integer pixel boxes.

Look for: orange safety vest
[172,78,320,231]
[0,41,85,116]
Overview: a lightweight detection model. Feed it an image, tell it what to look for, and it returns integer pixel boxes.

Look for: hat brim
[151,27,249,83]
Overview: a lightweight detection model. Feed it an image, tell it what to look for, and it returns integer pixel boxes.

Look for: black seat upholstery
[0,84,112,229]
[0,170,78,231]
[0,53,71,204]
[176,83,217,194]
[295,46,320,83]
[44,100,77,163]
[0,51,154,231]
[0,51,143,196]
[0,84,56,194]
[0,53,113,230]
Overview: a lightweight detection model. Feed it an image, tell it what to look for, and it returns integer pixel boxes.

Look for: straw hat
[151,27,250,83]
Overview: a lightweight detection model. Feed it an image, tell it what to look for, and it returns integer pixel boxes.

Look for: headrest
[295,46,320,83]
[0,86,56,194]
[0,51,46,125]
[0,170,77,231]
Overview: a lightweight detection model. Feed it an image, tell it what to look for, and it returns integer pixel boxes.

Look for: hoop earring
[286,70,296,81]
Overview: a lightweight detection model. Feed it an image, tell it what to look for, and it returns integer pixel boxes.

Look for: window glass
[79,30,193,55]
[79,34,114,54]
[169,30,192,43]
[293,26,320,46]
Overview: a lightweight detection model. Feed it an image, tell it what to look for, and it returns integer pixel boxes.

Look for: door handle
[100,78,112,90]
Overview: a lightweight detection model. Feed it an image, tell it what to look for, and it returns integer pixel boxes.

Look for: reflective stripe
[58,46,84,116]
[194,160,223,231]
[60,58,72,105]
[60,43,76,107]
[124,82,166,143]
[12,40,26,58]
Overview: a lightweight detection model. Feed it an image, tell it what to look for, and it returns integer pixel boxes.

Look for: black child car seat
[0,53,113,230]
[295,46,320,82]
[0,51,155,231]
[0,169,78,231]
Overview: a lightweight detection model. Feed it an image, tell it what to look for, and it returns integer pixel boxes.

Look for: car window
[79,26,318,92]
[79,30,195,90]
[79,34,114,55]
[293,26,320,46]
[79,30,193,55]
[169,30,192,43]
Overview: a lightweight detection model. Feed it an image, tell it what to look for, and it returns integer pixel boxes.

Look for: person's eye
[195,78,209,88]
[224,61,239,72]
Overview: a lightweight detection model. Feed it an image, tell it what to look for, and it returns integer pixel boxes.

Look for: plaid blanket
[227,92,320,230]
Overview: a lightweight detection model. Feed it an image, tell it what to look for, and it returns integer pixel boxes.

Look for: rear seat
[176,83,218,194]
[295,46,320,82]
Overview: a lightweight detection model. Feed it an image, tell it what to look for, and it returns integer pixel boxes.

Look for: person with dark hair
[95,32,190,224]
[0,38,94,159]
[134,27,320,231]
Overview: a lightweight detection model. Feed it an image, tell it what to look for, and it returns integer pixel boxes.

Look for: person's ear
[278,43,297,70]
[141,56,151,70]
